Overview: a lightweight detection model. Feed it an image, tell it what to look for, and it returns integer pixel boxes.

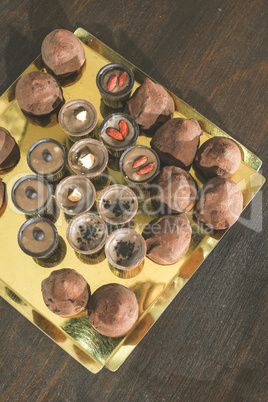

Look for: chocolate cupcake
[97,184,138,226]
[125,77,175,132]
[194,136,242,178]
[12,175,52,216]
[105,228,146,270]
[151,118,203,170]
[96,63,134,108]
[67,212,107,255]
[18,217,58,258]
[68,138,108,178]
[15,71,63,115]
[55,175,96,216]
[99,113,139,157]
[27,138,66,182]
[151,166,197,214]
[194,177,243,230]
[88,283,139,337]
[119,145,160,186]
[41,29,85,77]
[0,127,20,172]
[41,268,90,317]
[142,214,192,265]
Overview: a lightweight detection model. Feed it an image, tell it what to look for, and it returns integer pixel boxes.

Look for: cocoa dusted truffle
[125,78,175,132]
[194,136,242,178]
[15,71,63,115]
[142,214,192,265]
[0,178,5,210]
[151,118,202,170]
[151,166,197,214]
[194,177,243,230]
[41,268,90,317]
[0,127,20,172]
[88,283,139,337]
[41,29,85,77]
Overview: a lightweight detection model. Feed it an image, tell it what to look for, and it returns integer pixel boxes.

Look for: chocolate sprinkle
[103,198,132,217]
[115,240,135,262]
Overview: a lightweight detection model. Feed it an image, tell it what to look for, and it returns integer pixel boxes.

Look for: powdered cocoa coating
[41,29,85,77]
[142,214,192,265]
[15,71,63,115]
[41,268,90,317]
[195,136,242,178]
[88,283,139,337]
[151,118,202,169]
[125,78,175,131]
[194,177,243,230]
[0,127,20,172]
[0,179,5,210]
[151,166,197,213]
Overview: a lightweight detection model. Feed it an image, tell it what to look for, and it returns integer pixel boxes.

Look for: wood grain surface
[0,0,267,401]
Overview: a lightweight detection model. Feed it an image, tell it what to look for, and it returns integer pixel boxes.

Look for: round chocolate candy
[0,127,20,172]
[194,177,243,230]
[150,118,202,170]
[142,214,192,265]
[194,136,242,178]
[125,77,175,132]
[41,29,85,77]
[41,268,90,317]
[15,71,63,116]
[151,165,197,214]
[88,283,139,337]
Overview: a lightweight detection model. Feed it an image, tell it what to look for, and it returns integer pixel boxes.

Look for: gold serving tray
[0,28,265,374]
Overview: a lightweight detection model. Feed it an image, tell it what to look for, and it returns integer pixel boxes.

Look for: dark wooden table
[0,1,267,400]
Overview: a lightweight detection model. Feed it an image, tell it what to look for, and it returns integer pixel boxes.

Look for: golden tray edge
[0,28,265,374]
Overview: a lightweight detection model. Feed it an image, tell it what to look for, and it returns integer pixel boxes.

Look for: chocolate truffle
[41,29,85,77]
[142,214,192,265]
[194,177,243,230]
[0,127,20,172]
[88,283,139,337]
[125,78,175,132]
[15,71,63,115]
[41,268,90,317]
[151,118,202,169]
[151,166,197,214]
[194,136,242,178]
[0,178,5,210]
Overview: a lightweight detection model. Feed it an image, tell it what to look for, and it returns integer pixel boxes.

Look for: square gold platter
[0,27,265,374]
